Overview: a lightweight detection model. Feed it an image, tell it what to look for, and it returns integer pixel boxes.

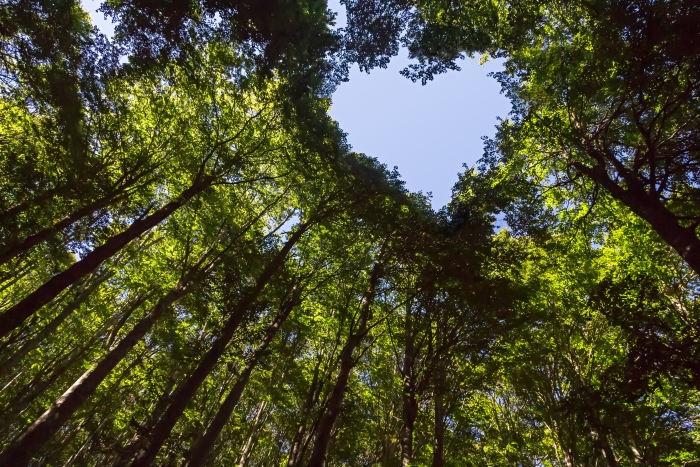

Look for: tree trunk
[0,256,214,467]
[432,386,444,467]
[305,262,382,467]
[574,161,700,275]
[287,352,324,467]
[401,302,416,467]
[130,225,310,467]
[0,311,129,437]
[0,347,83,438]
[0,188,129,266]
[0,176,213,339]
[236,401,268,467]
[62,414,111,467]
[111,379,179,467]
[431,336,446,467]
[590,422,617,467]
[104,293,151,350]
[35,353,146,467]
[187,295,299,467]
[0,269,113,377]
[0,184,71,228]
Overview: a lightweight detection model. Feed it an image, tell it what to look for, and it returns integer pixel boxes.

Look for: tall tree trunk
[236,401,268,467]
[432,393,445,467]
[0,188,129,266]
[0,309,130,437]
[0,176,213,339]
[111,379,179,467]
[62,414,111,467]
[574,161,700,275]
[187,294,299,467]
[587,409,618,467]
[104,292,151,350]
[0,347,81,438]
[287,352,324,467]
[0,269,113,377]
[130,224,310,467]
[0,256,216,467]
[401,302,416,467]
[432,367,445,467]
[305,261,382,467]
[35,352,147,467]
[0,184,72,228]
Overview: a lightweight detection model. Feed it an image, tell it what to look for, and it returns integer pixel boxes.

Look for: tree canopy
[0,0,699,466]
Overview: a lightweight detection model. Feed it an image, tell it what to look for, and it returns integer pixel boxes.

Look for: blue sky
[81,0,511,208]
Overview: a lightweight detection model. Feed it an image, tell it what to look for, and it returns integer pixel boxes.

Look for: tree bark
[589,414,617,467]
[0,269,113,377]
[235,400,268,467]
[305,261,382,467]
[574,161,700,275]
[432,374,445,467]
[0,184,73,228]
[287,352,324,467]
[431,318,449,467]
[0,307,130,437]
[130,224,310,467]
[0,256,215,467]
[0,188,129,266]
[0,176,213,339]
[401,302,416,467]
[186,295,299,467]
[111,379,179,467]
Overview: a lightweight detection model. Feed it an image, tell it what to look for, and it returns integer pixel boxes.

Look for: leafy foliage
[0,0,698,466]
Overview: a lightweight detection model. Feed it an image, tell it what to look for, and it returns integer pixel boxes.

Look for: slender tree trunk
[236,401,268,467]
[0,184,73,227]
[432,376,445,467]
[305,262,382,467]
[111,379,179,467]
[0,256,215,467]
[590,420,617,467]
[0,188,129,266]
[401,303,416,467]
[104,293,151,350]
[34,352,147,467]
[0,317,123,437]
[187,295,299,467]
[400,390,417,467]
[0,347,82,438]
[62,414,111,467]
[0,176,213,339]
[574,161,700,275]
[130,224,310,467]
[0,314,135,431]
[287,352,324,467]
[0,270,113,377]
